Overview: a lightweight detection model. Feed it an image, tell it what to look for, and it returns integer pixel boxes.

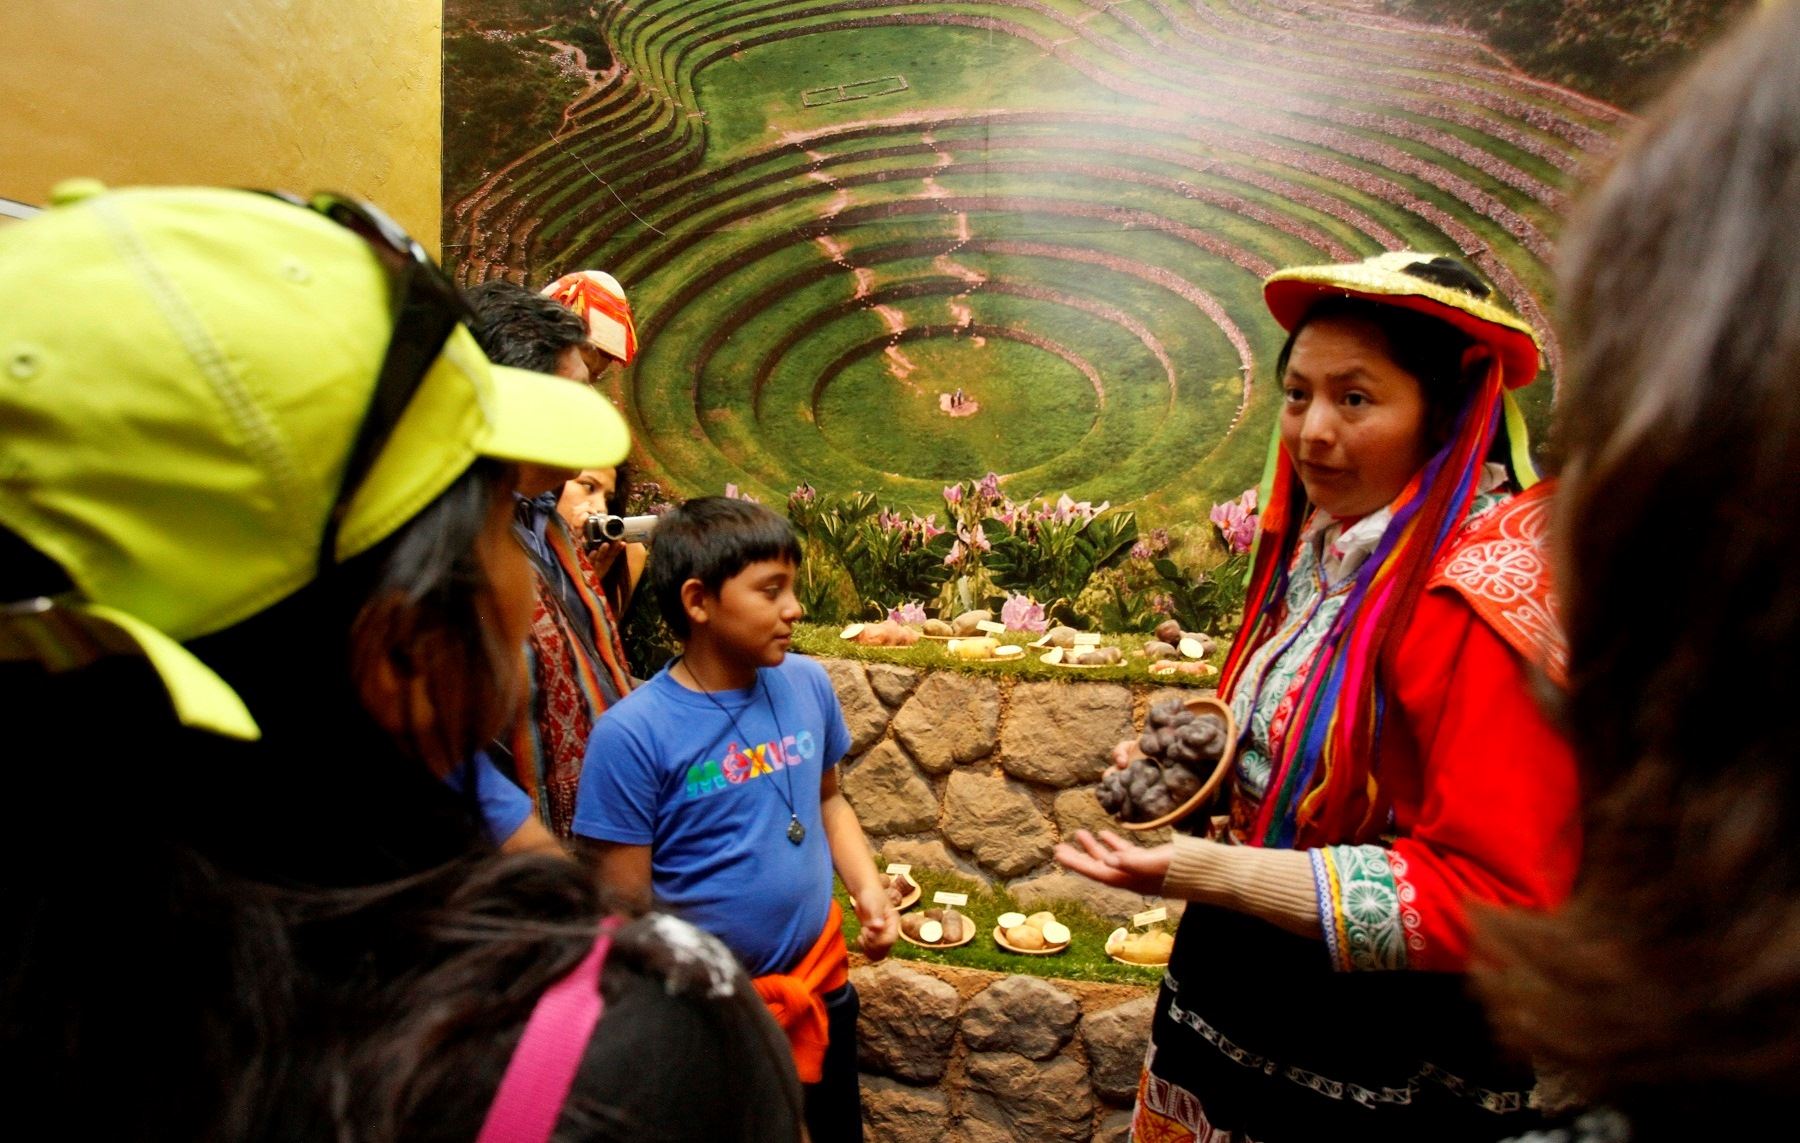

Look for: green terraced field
[815,331,1101,482]
[446,0,1631,525]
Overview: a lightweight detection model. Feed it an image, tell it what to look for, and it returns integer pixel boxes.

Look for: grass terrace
[447,0,1625,529]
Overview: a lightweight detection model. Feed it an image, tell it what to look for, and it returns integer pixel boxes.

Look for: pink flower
[723,483,759,503]
[917,515,945,540]
[944,540,965,566]
[788,482,816,505]
[943,484,963,506]
[957,526,990,553]
[976,472,1002,502]
[1209,488,1259,554]
[889,601,928,624]
[1049,494,1103,523]
[1000,594,1047,633]
[1131,528,1172,561]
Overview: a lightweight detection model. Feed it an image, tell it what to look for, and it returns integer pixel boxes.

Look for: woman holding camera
[465,280,644,837]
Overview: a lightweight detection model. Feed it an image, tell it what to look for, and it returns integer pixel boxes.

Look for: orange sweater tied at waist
[751,900,849,1083]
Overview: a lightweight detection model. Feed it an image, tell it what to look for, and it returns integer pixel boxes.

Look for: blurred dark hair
[1475,3,1800,1132]
[463,280,589,374]
[606,460,634,518]
[1275,294,1481,448]
[645,496,802,639]
[348,460,524,774]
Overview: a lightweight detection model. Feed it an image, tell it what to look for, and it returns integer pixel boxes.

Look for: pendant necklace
[682,657,806,845]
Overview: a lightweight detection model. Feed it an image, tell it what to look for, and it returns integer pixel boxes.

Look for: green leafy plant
[934,474,1003,615]
[785,484,858,623]
[789,486,954,620]
[1153,551,1251,635]
[985,493,1139,616]
[1074,565,1163,633]
[787,475,1144,623]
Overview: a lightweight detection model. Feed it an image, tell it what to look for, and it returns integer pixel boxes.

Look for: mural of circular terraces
[448,0,1625,520]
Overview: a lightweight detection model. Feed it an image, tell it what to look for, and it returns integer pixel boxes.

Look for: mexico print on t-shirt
[684,730,819,799]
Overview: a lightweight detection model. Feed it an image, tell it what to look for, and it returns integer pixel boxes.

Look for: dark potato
[1108,705,1228,821]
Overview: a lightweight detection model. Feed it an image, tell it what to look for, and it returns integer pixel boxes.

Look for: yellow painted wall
[0,1,443,252]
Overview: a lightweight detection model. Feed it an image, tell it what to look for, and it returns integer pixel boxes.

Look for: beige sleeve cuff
[1161,834,1323,940]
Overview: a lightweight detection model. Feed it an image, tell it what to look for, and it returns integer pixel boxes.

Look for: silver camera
[583,513,658,545]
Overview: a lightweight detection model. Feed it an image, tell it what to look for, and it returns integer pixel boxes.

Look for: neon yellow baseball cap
[0,182,630,739]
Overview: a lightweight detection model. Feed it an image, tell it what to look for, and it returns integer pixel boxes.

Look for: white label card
[885,864,912,877]
[1072,632,1103,645]
[975,620,1007,633]
[1133,907,1169,928]
[933,891,969,907]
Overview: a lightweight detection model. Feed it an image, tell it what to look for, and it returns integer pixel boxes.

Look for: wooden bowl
[1104,927,1173,968]
[898,923,976,951]
[1106,951,1171,968]
[993,925,1070,956]
[1116,694,1237,832]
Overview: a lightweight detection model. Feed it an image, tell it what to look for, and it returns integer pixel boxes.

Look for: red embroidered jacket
[1311,482,1580,972]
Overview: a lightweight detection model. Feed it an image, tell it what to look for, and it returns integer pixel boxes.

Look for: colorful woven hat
[0,182,631,739]
[541,270,637,365]
[1263,251,1541,389]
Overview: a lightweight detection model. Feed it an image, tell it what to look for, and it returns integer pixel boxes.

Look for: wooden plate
[1105,929,1172,968]
[917,632,960,641]
[993,925,1070,956]
[899,923,976,951]
[1147,660,1218,678]
[1117,694,1237,832]
[1106,951,1171,968]
[958,644,1025,663]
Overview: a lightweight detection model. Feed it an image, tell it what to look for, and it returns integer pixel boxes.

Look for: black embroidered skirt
[1131,906,1547,1142]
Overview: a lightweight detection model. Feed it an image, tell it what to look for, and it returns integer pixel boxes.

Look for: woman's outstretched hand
[1054,829,1173,896]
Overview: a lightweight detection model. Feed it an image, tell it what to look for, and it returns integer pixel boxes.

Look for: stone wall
[855,960,1154,1142]
[822,656,1203,920]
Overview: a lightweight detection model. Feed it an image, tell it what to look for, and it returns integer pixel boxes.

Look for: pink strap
[476,918,621,1143]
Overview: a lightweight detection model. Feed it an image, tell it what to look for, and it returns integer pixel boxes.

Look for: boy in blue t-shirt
[573,497,896,1141]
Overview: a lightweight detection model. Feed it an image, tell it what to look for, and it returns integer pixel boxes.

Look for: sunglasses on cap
[256,191,475,568]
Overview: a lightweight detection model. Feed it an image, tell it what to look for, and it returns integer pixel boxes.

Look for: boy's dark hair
[646,497,802,638]
[462,280,589,374]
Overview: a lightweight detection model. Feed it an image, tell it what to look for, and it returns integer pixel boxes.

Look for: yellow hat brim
[1264,256,1542,389]
[482,363,631,473]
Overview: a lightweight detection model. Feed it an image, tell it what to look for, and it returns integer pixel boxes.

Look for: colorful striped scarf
[1219,350,1519,849]
[507,516,634,834]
